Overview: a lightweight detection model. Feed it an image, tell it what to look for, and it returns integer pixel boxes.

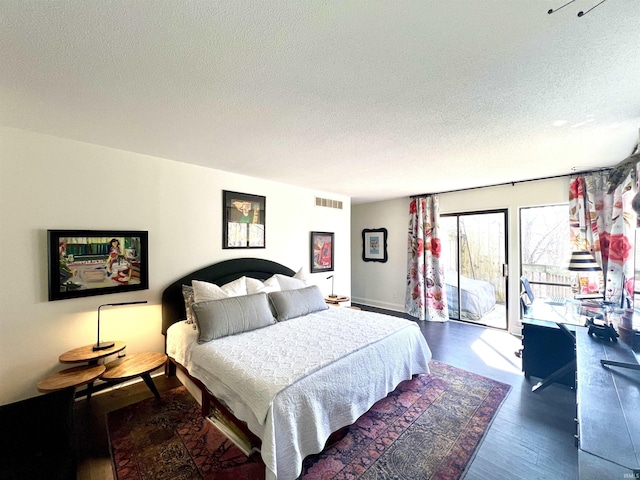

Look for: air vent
[315,196,343,210]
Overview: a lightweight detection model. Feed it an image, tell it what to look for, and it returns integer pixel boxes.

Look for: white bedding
[167,307,432,480]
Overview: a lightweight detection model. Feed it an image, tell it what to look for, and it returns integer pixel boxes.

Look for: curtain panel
[406,195,449,321]
[569,168,637,307]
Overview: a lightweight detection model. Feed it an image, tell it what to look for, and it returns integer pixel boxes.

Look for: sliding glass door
[440,210,508,329]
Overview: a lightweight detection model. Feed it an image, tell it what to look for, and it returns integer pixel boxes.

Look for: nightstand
[38,341,126,399]
[324,295,350,305]
[38,364,106,395]
[101,352,168,399]
[59,341,126,364]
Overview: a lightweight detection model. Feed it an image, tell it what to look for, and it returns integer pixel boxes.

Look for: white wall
[351,178,569,334]
[0,126,350,404]
[351,197,408,311]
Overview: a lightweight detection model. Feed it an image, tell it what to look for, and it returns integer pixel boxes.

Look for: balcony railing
[522,264,573,298]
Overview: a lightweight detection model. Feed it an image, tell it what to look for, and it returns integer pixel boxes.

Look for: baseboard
[356,298,522,336]
[351,296,405,312]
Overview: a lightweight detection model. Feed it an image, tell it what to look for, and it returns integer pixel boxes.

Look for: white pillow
[263,275,281,292]
[293,267,307,282]
[245,276,264,294]
[192,277,247,302]
[245,276,280,294]
[274,273,307,291]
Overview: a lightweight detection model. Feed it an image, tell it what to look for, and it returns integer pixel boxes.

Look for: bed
[161,258,432,480]
[445,272,496,321]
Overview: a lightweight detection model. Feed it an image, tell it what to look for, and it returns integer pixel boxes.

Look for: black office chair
[520,276,534,302]
[520,275,534,314]
[516,276,535,359]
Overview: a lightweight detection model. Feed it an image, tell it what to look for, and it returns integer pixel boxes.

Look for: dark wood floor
[74,309,578,480]
[74,374,182,479]
[418,318,577,479]
[358,305,578,480]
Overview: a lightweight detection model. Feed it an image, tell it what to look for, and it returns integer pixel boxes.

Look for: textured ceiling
[1,1,640,204]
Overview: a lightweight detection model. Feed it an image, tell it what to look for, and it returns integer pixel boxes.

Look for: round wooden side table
[36,341,127,400]
[101,352,168,399]
[37,364,106,396]
[59,341,126,364]
[324,295,350,305]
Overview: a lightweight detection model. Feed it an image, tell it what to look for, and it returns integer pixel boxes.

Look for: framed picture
[362,228,388,263]
[47,229,149,301]
[223,190,266,249]
[311,231,334,273]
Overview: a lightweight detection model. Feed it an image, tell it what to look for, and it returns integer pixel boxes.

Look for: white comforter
[167,307,431,480]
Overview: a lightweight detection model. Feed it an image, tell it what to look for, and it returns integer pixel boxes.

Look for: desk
[523,298,587,327]
[522,300,584,391]
[576,331,640,478]
[524,300,640,477]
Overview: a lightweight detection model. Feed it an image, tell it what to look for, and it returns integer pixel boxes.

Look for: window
[520,204,573,299]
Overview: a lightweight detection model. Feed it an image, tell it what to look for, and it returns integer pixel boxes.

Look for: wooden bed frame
[161,257,296,448]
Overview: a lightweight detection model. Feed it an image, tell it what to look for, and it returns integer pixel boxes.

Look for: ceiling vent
[315,196,343,210]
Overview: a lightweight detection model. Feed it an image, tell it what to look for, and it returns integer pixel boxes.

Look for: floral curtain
[569,168,637,307]
[406,195,449,321]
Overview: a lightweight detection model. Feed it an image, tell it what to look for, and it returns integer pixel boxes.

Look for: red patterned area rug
[107,360,510,480]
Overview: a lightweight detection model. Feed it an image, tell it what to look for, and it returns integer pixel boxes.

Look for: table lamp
[568,250,601,296]
[326,275,336,298]
[94,301,147,351]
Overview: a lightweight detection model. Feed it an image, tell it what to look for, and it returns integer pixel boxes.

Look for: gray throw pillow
[268,285,329,322]
[192,293,275,343]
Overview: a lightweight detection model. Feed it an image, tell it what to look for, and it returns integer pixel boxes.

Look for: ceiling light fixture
[548,0,608,17]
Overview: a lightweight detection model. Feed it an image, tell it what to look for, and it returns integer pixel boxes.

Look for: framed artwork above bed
[222,190,266,249]
[362,228,388,263]
[310,231,334,273]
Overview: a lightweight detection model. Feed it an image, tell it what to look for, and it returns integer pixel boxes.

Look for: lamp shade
[568,251,601,271]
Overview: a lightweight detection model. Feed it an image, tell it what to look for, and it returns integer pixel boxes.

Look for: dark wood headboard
[161,257,295,335]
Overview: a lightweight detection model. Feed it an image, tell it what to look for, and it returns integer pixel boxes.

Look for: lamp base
[328,294,338,298]
[93,341,115,351]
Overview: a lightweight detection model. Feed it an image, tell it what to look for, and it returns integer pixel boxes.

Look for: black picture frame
[47,229,149,301]
[362,228,388,263]
[222,190,266,249]
[310,231,334,273]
